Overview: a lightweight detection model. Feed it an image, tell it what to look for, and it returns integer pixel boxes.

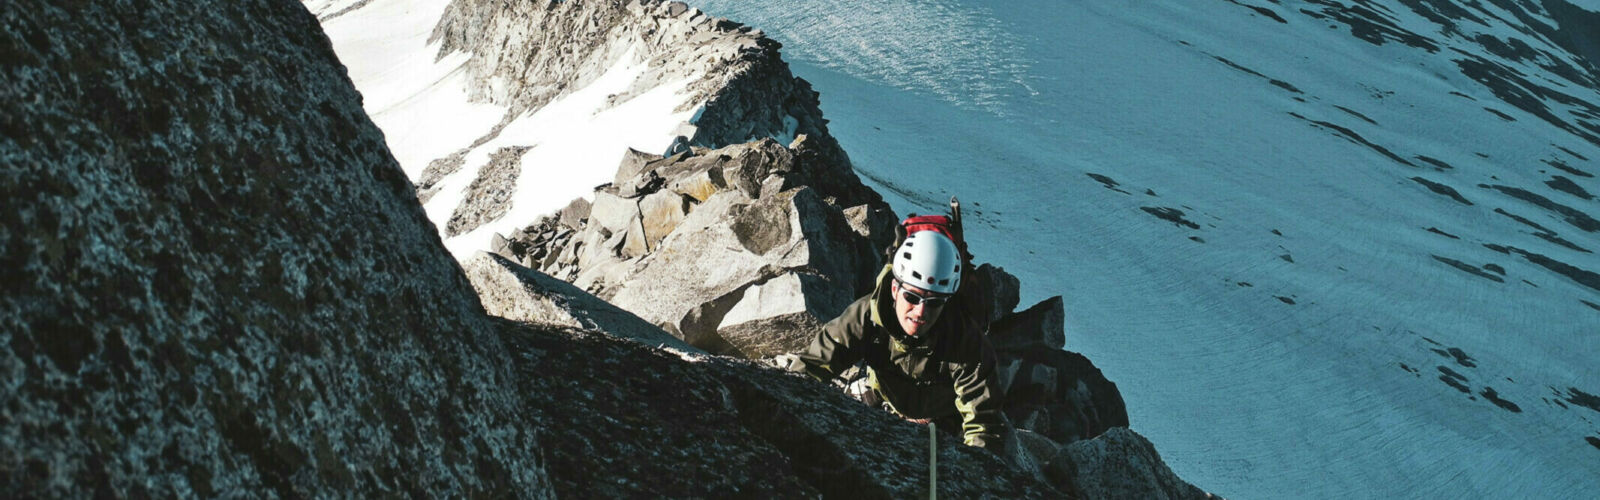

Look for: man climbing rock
[780,207,1009,454]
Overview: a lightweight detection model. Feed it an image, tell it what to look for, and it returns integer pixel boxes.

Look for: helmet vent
[939,279,950,286]
[912,271,923,280]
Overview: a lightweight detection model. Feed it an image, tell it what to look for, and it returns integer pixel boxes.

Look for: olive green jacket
[798,266,1007,452]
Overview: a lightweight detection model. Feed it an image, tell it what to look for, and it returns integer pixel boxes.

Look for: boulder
[613,148,664,186]
[637,190,693,249]
[990,296,1066,352]
[1004,427,1065,484]
[971,263,1022,324]
[843,203,896,242]
[617,169,665,198]
[1001,349,1130,444]
[589,190,638,235]
[604,186,877,356]
[666,164,727,202]
[718,139,793,198]
[576,227,615,270]
[514,133,897,360]
[621,216,650,258]
[491,232,512,257]
[1046,428,1214,499]
[558,196,592,230]
[463,252,695,351]
[713,272,853,358]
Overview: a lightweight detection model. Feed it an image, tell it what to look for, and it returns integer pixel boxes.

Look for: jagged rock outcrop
[989,294,1131,444]
[1047,428,1213,500]
[502,136,897,358]
[431,0,830,148]
[1,0,1070,497]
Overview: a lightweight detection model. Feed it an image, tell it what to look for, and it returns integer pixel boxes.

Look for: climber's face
[892,279,947,336]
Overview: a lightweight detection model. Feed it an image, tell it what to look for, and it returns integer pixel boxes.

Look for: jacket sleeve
[952,334,1008,453]
[797,298,871,382]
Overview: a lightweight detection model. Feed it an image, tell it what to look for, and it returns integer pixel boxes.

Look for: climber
[780,202,1009,454]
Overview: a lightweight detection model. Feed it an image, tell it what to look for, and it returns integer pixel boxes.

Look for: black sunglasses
[896,280,950,308]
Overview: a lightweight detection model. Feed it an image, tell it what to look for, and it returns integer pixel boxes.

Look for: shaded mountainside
[1,0,548,495]
[0,0,1202,497]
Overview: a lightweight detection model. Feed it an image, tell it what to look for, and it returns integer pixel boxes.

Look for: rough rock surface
[446,146,528,236]
[1,0,550,495]
[1047,427,1213,500]
[990,296,1067,352]
[462,252,695,352]
[505,137,897,358]
[990,296,1131,444]
[507,323,1059,498]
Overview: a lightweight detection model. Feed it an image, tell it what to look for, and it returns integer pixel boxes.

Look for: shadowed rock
[990,297,1066,352]
[557,196,592,230]
[1142,207,1202,230]
[1411,177,1474,205]
[997,348,1131,445]
[1046,427,1213,499]
[463,253,694,352]
[1,1,552,494]
[614,148,664,187]
[1546,175,1594,201]
[1480,387,1523,413]
[965,264,1022,326]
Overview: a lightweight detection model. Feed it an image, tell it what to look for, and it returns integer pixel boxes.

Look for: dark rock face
[986,296,1131,444]
[506,322,1058,498]
[1,0,549,496]
[1047,427,1212,500]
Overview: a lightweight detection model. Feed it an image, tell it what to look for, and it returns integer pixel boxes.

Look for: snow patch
[438,49,700,257]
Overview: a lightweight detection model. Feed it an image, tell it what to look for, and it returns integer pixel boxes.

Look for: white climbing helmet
[892,230,962,295]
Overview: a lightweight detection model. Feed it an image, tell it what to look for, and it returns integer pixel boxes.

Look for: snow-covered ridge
[315,0,831,257]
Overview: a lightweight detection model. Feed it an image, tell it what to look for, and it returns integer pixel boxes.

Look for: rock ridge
[430,0,830,149]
